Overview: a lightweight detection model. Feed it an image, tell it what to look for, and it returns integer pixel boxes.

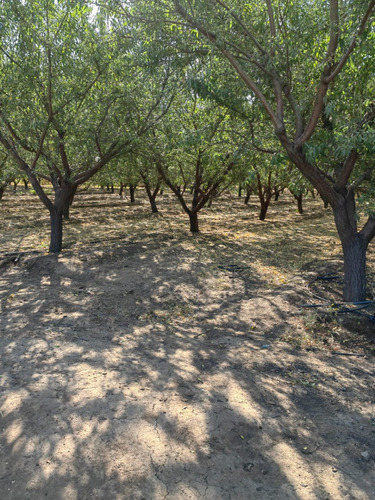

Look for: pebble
[361,451,370,462]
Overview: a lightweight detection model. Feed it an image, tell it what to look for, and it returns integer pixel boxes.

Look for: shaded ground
[0,188,374,499]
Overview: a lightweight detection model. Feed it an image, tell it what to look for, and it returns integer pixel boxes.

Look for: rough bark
[189,211,199,232]
[49,208,63,253]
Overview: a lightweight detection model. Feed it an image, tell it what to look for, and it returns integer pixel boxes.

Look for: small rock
[361,451,370,462]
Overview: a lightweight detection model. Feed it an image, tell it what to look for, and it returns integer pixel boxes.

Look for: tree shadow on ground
[0,237,374,499]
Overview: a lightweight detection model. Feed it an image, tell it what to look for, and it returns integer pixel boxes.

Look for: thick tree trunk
[259,206,268,221]
[189,211,199,233]
[49,208,63,253]
[333,198,368,302]
[340,235,367,302]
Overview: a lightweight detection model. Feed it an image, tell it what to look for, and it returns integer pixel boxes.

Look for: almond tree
[149,0,375,301]
[0,0,172,252]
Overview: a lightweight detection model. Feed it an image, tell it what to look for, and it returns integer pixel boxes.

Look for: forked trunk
[49,208,63,253]
[144,183,159,213]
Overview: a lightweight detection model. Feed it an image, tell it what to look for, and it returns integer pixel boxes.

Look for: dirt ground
[0,188,374,500]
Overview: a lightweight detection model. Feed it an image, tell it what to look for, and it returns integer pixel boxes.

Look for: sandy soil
[0,189,374,499]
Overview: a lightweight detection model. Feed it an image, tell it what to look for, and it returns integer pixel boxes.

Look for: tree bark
[119,182,125,198]
[129,185,136,203]
[259,206,268,221]
[341,234,367,302]
[244,186,251,204]
[333,194,368,301]
[294,193,303,214]
[23,179,29,190]
[62,185,77,220]
[238,184,243,197]
[189,211,199,232]
[49,208,63,253]
[0,185,4,201]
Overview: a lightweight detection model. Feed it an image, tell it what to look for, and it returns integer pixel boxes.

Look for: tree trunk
[333,199,368,302]
[340,235,367,302]
[13,180,18,191]
[144,183,159,213]
[23,179,29,190]
[0,185,4,201]
[189,211,199,233]
[119,182,125,198]
[49,208,63,253]
[294,193,303,214]
[259,206,268,221]
[238,184,243,198]
[129,185,136,203]
[244,186,251,204]
[274,189,281,201]
[62,186,77,220]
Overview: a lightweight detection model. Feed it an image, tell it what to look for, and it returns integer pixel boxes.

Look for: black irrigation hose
[218,264,250,272]
[303,273,375,322]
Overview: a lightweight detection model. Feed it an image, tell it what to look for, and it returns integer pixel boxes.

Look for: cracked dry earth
[0,193,374,500]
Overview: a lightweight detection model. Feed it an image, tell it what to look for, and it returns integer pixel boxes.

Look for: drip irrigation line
[303,273,375,322]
